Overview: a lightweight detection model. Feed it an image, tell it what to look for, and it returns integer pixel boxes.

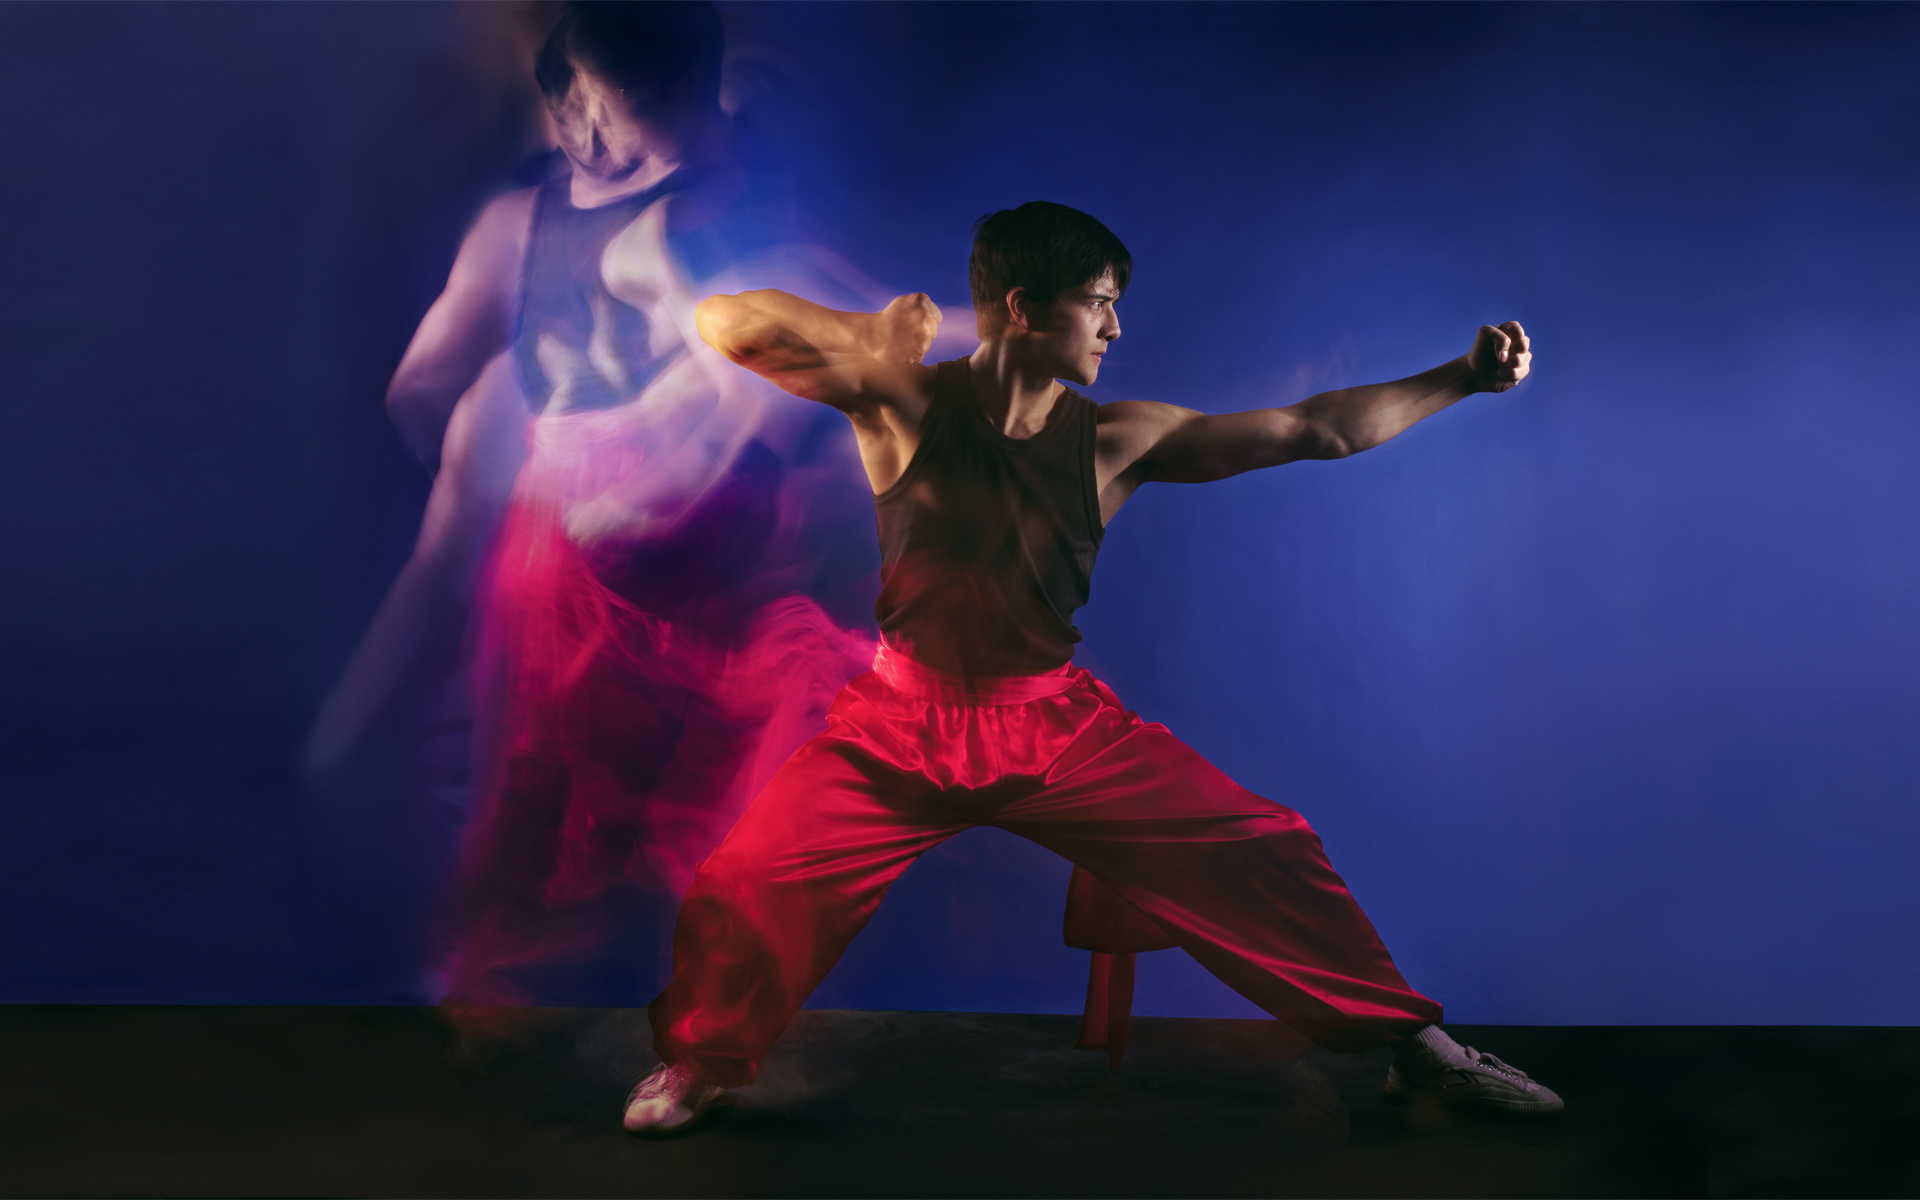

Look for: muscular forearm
[1294,356,1478,459]
[694,290,883,365]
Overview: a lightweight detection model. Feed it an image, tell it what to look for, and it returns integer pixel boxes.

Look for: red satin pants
[649,648,1442,1086]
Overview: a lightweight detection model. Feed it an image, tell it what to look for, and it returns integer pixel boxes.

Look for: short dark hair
[969,202,1131,330]
[535,1,725,112]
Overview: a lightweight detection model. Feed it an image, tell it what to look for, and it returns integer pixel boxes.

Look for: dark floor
[3,1006,1917,1198]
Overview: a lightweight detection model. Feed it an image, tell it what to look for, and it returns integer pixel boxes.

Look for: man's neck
[967,340,1065,440]
[569,155,681,210]
[566,112,731,210]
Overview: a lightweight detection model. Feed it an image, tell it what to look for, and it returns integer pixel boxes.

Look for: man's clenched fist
[1466,321,1531,393]
[871,293,943,365]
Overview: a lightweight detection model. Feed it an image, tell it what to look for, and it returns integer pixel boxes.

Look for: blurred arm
[303,353,528,783]
[693,289,939,413]
[385,190,537,470]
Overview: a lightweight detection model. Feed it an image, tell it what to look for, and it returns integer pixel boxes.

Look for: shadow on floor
[3,1007,1917,1197]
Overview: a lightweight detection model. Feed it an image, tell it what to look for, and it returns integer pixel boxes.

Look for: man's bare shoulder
[488,184,543,219]
[468,188,541,251]
[850,360,940,413]
[1093,399,1210,484]
[428,187,541,309]
[1096,398,1200,423]
[1095,399,1202,440]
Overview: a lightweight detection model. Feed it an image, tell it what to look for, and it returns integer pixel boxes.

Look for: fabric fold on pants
[649,651,1441,1087]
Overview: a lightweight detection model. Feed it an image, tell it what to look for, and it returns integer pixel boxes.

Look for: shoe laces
[628,1063,690,1104]
[1462,1047,1534,1085]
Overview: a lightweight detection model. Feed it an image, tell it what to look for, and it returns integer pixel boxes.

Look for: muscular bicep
[387,190,534,468]
[1108,402,1320,487]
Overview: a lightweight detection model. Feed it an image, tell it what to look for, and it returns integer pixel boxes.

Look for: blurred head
[536,2,725,189]
[971,202,1130,384]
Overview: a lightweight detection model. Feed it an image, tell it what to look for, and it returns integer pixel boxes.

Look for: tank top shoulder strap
[518,176,568,290]
[1061,386,1097,437]
[537,173,572,209]
[922,358,975,436]
[1062,386,1103,538]
[928,357,969,406]
[875,358,967,506]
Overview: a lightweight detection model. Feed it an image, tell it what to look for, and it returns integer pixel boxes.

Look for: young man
[623,201,1561,1130]
[306,2,869,1008]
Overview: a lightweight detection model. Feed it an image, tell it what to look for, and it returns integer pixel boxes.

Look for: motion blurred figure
[623,202,1563,1131]
[306,2,868,1008]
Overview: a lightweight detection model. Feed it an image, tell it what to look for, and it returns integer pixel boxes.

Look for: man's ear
[1004,286,1034,332]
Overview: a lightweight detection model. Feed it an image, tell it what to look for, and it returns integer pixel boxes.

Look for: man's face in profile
[1030,271,1122,387]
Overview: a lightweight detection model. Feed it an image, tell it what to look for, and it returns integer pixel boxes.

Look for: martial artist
[624,201,1562,1129]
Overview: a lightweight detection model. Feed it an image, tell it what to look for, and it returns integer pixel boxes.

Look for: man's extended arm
[1121,322,1531,485]
[693,289,940,411]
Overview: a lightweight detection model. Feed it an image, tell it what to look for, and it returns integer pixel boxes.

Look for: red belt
[871,643,1080,705]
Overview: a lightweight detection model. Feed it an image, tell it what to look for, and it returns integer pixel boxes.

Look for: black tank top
[511,171,791,637]
[874,359,1105,676]
[512,174,686,415]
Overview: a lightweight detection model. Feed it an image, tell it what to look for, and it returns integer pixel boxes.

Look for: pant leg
[442,625,693,1005]
[1001,698,1442,1052]
[648,707,963,1086]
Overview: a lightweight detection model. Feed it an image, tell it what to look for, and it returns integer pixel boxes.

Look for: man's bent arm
[386,191,536,470]
[1132,323,1530,483]
[694,289,939,410]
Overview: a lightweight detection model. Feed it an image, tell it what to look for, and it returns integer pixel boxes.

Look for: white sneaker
[621,1063,723,1134]
[1386,1045,1565,1114]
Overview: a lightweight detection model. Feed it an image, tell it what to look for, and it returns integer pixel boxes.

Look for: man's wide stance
[625,201,1561,1131]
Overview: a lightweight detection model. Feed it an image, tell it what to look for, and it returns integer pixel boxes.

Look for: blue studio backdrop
[2,2,1915,1023]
